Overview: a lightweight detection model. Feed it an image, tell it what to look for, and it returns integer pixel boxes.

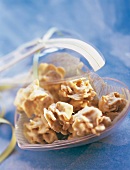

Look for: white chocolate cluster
[59,79,96,100]
[24,114,58,144]
[38,63,66,102]
[44,102,73,135]
[69,106,111,139]
[38,63,65,82]
[59,78,97,112]
[14,79,54,118]
[99,92,127,121]
[14,63,128,144]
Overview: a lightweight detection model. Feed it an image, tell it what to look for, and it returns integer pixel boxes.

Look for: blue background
[0,0,130,169]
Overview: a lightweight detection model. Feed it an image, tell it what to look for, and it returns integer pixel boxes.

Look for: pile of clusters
[14,63,127,144]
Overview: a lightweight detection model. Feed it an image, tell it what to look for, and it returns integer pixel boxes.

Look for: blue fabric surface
[0,0,130,169]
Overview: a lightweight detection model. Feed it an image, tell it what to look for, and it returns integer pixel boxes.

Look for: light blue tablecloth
[0,0,130,169]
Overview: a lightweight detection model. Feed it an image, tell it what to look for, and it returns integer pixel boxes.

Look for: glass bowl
[0,28,129,151]
[14,72,130,151]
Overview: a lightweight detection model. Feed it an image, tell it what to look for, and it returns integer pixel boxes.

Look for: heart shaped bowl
[0,28,129,151]
[14,72,130,151]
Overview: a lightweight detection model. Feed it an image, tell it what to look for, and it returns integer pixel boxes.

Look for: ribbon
[0,100,16,164]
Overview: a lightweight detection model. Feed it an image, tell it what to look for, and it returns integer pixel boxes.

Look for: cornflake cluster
[14,63,128,144]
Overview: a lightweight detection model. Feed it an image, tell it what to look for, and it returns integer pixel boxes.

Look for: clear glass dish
[0,28,130,151]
